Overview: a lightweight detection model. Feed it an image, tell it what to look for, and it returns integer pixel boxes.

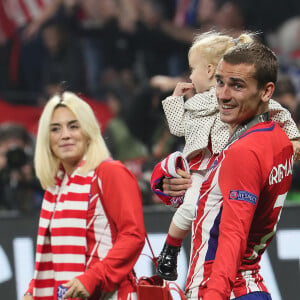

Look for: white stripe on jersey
[273,192,287,208]
[187,158,224,294]
[23,0,40,19]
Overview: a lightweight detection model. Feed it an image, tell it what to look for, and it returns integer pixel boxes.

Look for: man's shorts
[235,292,272,299]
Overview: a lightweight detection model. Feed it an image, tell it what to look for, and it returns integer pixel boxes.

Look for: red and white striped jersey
[0,0,50,44]
[77,160,146,297]
[3,0,50,27]
[26,160,145,299]
[0,1,16,44]
[186,120,293,300]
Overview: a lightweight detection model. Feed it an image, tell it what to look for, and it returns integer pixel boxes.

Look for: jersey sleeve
[25,279,34,295]
[150,152,190,207]
[77,161,146,293]
[269,98,300,140]
[162,96,186,136]
[205,147,263,299]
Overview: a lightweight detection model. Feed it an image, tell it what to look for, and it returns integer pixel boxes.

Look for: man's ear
[261,82,275,103]
[207,64,216,80]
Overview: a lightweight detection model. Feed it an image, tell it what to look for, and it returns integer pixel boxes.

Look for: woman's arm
[76,161,146,294]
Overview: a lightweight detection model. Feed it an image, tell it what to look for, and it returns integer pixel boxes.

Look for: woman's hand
[22,294,33,300]
[162,168,192,197]
[63,278,90,299]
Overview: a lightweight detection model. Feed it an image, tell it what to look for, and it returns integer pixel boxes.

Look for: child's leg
[168,221,190,240]
[157,173,203,280]
[168,172,203,240]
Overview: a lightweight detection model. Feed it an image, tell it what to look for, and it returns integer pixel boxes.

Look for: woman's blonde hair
[34,91,110,189]
[188,31,255,67]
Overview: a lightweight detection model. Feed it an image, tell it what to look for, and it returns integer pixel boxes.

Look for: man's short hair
[223,42,278,89]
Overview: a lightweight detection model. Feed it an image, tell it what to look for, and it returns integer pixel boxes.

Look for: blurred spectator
[288,160,300,202]
[125,82,184,162]
[39,19,85,99]
[104,82,157,204]
[0,39,12,91]
[0,123,43,214]
[240,0,300,34]
[160,0,218,44]
[194,0,217,31]
[273,75,300,202]
[98,0,140,99]
[273,74,300,125]
[214,0,247,37]
[77,0,119,99]
[135,0,188,78]
[150,75,184,93]
[1,0,62,94]
[103,77,184,204]
[268,17,300,100]
[271,16,300,66]
[104,85,149,173]
[157,0,219,76]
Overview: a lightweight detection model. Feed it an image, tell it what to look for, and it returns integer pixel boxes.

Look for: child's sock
[166,234,183,247]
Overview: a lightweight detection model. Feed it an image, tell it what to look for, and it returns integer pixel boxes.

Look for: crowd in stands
[1,0,300,214]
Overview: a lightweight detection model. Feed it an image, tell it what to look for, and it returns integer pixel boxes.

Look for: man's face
[215,60,268,133]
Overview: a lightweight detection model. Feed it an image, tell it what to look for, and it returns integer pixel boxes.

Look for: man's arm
[150,154,192,207]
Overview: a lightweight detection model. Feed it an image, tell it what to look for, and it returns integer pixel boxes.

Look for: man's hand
[291,139,300,160]
[150,75,181,92]
[22,295,33,300]
[162,168,192,196]
[63,278,90,299]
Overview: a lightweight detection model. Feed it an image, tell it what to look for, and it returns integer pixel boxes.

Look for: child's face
[189,51,212,93]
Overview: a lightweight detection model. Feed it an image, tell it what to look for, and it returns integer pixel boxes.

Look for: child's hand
[291,140,300,160]
[173,82,194,97]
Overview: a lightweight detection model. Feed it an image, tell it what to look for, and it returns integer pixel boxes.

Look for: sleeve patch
[229,190,257,205]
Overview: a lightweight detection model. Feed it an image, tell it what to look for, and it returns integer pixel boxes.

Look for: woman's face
[50,106,89,174]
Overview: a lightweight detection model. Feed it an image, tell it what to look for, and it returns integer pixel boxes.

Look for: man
[151,42,294,299]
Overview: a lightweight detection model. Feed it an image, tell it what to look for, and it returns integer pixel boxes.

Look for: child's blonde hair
[188,31,255,67]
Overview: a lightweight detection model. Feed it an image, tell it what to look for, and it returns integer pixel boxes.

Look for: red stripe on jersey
[53,210,88,219]
[0,3,16,40]
[51,245,86,254]
[36,244,51,253]
[51,228,86,236]
[53,263,85,272]
[35,279,54,288]
[35,0,44,8]
[35,262,53,271]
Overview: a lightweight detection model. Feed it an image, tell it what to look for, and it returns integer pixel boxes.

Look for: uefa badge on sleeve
[57,285,68,300]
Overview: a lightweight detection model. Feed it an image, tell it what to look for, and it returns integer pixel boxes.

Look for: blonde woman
[23,92,145,300]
